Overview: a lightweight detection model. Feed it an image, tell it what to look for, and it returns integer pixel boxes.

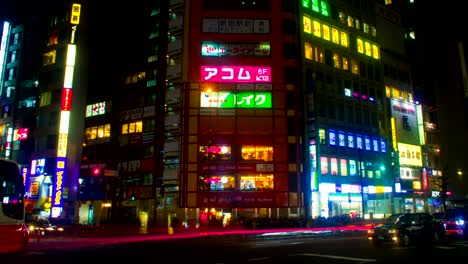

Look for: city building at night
[2,0,465,228]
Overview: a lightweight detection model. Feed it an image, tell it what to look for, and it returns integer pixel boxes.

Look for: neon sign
[52,158,66,209]
[14,128,29,141]
[201,41,271,57]
[201,66,271,83]
[61,88,72,111]
[200,91,272,108]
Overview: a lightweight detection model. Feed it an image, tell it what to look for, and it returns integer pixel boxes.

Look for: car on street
[367,213,446,247]
[27,219,64,236]
[433,207,467,238]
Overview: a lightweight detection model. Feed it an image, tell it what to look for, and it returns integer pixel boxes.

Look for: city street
[4,230,468,263]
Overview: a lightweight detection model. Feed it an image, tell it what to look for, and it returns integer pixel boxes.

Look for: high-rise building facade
[152,0,304,227]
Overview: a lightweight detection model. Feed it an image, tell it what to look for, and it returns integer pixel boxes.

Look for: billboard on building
[390,99,419,145]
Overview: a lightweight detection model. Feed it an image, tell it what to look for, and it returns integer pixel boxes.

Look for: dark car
[367,213,446,247]
[433,207,467,238]
[27,219,64,236]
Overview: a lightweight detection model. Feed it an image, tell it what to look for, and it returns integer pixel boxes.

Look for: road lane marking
[298,253,376,262]
[248,257,271,261]
[434,245,456,249]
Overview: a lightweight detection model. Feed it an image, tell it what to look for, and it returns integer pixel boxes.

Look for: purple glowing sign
[201,66,271,83]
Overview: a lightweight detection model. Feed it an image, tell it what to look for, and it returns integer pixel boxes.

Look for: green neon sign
[200,92,272,109]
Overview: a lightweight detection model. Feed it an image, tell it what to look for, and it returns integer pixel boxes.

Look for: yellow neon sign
[71,4,81,25]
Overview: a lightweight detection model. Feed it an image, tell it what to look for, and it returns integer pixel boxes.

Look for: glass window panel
[240,174,273,191]
[349,160,357,176]
[90,127,97,140]
[331,157,338,175]
[340,159,348,176]
[320,156,329,174]
[136,121,143,133]
[97,126,104,138]
[104,124,111,137]
[329,130,336,146]
[305,42,313,60]
[122,124,129,134]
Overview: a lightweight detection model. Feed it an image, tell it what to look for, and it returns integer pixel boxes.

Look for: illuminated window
[331,28,339,44]
[90,127,97,140]
[329,130,336,146]
[42,50,56,66]
[372,44,380,59]
[351,59,359,75]
[331,157,338,175]
[303,16,312,34]
[371,26,377,37]
[240,174,274,191]
[129,122,136,133]
[340,159,348,176]
[365,42,372,56]
[339,11,346,24]
[121,124,129,134]
[319,129,326,145]
[333,53,341,68]
[97,126,105,138]
[366,162,374,178]
[354,19,360,30]
[47,35,58,46]
[365,136,371,150]
[342,57,349,71]
[349,160,357,176]
[39,91,52,107]
[241,145,273,162]
[199,144,232,162]
[311,0,320,12]
[356,135,363,149]
[199,175,236,191]
[313,20,321,37]
[344,88,352,97]
[347,16,353,27]
[104,124,111,137]
[136,121,142,132]
[322,24,330,41]
[340,31,348,47]
[314,46,324,63]
[338,131,345,147]
[86,102,106,117]
[363,22,369,34]
[373,138,379,152]
[320,1,330,16]
[357,38,364,53]
[320,156,329,174]
[380,138,387,153]
[347,133,354,148]
[305,42,313,60]
[86,124,111,141]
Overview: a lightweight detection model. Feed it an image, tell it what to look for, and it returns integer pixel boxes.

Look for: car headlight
[367,229,374,235]
[388,229,397,234]
[29,225,35,231]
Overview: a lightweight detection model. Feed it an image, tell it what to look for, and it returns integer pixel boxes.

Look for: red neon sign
[61,88,73,111]
[15,128,29,141]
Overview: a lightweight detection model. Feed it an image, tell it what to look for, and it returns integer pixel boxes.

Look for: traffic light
[129,192,136,201]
